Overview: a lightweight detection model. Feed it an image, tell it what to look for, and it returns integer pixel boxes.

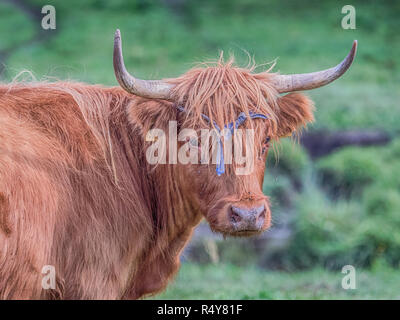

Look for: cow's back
[0,83,101,298]
[0,83,151,299]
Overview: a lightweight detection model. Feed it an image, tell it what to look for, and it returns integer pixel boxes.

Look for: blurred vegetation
[1,0,399,298]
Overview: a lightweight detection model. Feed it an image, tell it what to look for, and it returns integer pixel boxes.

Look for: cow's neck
[119,96,203,298]
[129,166,203,299]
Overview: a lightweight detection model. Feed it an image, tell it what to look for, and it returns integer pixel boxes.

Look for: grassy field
[154,262,400,300]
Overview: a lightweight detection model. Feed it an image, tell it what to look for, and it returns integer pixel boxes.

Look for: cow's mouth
[209,217,271,238]
[229,229,263,237]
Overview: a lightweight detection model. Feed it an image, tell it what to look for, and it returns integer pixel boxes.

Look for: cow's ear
[275,92,315,137]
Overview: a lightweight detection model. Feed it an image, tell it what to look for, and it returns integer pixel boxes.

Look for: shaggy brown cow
[0,30,356,299]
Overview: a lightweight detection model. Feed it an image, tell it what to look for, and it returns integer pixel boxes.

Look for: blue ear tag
[176,106,268,176]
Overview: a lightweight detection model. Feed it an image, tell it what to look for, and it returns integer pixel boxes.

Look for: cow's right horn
[113,29,174,100]
[270,40,357,93]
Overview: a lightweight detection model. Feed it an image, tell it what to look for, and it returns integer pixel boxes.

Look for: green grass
[153,262,400,299]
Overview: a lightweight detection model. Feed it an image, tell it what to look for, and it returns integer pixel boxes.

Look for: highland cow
[0,30,356,299]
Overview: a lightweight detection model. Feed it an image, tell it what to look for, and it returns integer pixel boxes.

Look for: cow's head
[113,29,357,237]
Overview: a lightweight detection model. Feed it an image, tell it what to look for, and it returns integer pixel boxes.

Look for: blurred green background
[1,0,399,299]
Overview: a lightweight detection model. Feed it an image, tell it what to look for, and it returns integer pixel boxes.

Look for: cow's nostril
[230,209,242,223]
[257,208,266,223]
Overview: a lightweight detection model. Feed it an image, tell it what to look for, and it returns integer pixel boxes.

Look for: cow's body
[0,83,201,299]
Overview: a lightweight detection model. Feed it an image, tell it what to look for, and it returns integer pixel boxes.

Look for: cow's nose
[229,204,266,231]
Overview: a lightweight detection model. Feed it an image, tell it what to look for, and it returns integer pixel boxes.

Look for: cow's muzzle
[228,204,267,233]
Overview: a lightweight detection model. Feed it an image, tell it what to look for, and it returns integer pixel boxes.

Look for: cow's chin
[222,229,265,238]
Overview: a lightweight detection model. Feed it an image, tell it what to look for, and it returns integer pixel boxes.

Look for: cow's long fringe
[169,53,279,140]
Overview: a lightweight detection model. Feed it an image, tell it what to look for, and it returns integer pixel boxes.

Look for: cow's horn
[270,40,357,93]
[113,29,174,100]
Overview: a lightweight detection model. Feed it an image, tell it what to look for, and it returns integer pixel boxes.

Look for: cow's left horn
[113,29,174,100]
[270,40,357,93]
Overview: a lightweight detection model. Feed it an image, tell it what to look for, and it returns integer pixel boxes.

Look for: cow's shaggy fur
[0,58,314,299]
